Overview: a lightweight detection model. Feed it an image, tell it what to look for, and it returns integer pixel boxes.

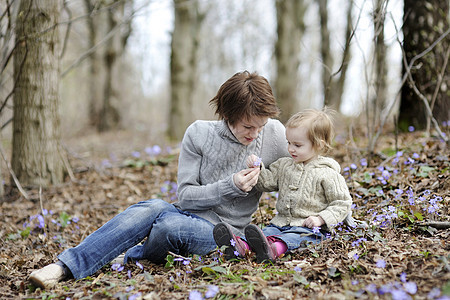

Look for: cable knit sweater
[255,156,352,228]
[174,119,290,235]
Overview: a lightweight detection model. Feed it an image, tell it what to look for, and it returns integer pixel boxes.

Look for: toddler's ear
[318,140,326,151]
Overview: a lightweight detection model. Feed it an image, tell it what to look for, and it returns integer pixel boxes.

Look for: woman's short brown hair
[209,71,280,126]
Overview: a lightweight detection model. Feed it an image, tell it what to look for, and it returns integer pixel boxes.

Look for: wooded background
[0,0,448,192]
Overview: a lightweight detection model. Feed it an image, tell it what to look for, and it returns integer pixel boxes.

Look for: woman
[29,70,290,289]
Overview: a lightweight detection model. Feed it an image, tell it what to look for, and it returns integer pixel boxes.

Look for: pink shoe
[213,222,247,260]
[244,224,277,263]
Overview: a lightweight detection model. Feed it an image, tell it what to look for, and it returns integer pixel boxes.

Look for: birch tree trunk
[169,0,204,140]
[275,0,307,123]
[12,0,64,187]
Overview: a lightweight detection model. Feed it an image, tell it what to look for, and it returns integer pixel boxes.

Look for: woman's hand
[233,167,260,193]
[303,216,325,229]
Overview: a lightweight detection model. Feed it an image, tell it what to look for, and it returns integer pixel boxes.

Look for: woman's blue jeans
[262,224,324,251]
[58,199,217,279]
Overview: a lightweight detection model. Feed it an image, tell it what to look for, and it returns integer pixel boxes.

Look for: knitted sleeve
[176,122,246,211]
[317,170,352,227]
[255,158,286,192]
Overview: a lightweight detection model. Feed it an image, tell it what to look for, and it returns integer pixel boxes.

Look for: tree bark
[398,0,449,131]
[321,0,353,111]
[169,0,204,140]
[83,0,103,128]
[373,0,388,115]
[275,0,307,123]
[12,0,64,187]
[99,0,132,132]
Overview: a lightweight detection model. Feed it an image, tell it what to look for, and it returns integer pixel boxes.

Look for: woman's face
[228,116,269,145]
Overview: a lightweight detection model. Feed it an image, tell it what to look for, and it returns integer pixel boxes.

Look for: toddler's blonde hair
[285,108,335,154]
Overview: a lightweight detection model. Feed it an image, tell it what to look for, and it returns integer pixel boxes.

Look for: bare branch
[369,21,450,151]
[0,143,29,200]
[61,0,150,77]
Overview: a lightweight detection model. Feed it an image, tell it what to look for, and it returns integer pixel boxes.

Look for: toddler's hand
[246,154,262,168]
[303,216,325,229]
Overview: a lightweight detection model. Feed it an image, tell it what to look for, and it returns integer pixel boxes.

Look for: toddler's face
[286,126,317,164]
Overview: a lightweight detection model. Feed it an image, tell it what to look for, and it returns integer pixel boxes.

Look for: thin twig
[0,143,29,199]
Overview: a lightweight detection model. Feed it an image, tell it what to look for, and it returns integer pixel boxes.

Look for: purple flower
[233,250,240,257]
[408,126,415,132]
[391,289,411,300]
[350,163,357,169]
[126,286,134,292]
[382,170,391,180]
[136,261,143,270]
[428,288,441,298]
[376,259,386,268]
[360,158,367,167]
[129,293,142,300]
[205,285,219,298]
[153,145,162,155]
[189,290,204,300]
[294,266,302,272]
[403,281,417,294]
[353,254,359,260]
[312,227,321,234]
[253,157,262,167]
[230,239,236,247]
[182,258,191,265]
[111,263,124,272]
[102,159,112,168]
[144,147,153,155]
[366,283,378,294]
[131,151,141,158]
[400,272,407,282]
[37,215,45,229]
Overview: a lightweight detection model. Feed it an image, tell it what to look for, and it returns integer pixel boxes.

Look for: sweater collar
[217,120,241,144]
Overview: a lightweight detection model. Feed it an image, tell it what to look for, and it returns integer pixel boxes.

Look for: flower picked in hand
[253,156,262,167]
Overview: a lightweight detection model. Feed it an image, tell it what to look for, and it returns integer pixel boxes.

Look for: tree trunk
[169,0,204,140]
[398,0,449,131]
[84,0,103,128]
[12,0,64,187]
[321,0,353,111]
[275,0,307,123]
[373,0,388,114]
[99,0,132,132]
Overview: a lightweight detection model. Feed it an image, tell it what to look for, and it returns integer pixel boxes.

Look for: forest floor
[0,127,449,300]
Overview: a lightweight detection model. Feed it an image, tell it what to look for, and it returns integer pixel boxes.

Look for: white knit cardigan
[256,156,352,228]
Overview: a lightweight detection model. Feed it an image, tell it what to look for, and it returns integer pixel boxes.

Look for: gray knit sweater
[174,119,289,235]
[256,156,352,228]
